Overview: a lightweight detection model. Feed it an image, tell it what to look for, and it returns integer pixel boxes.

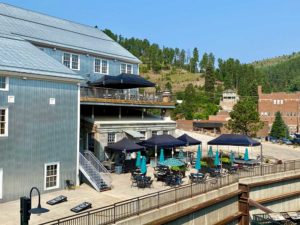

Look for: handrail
[84,150,112,186]
[39,159,300,225]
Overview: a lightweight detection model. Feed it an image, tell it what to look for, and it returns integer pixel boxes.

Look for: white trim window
[44,162,60,190]
[0,168,2,199]
[94,58,109,74]
[63,53,80,70]
[120,63,133,74]
[163,130,169,135]
[108,132,116,144]
[0,108,8,137]
[152,131,157,136]
[0,76,8,91]
[140,131,146,140]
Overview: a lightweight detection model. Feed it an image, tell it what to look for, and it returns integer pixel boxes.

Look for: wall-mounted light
[22,77,27,80]
[53,47,56,51]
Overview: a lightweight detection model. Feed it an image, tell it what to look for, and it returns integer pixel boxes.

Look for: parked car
[267,136,278,143]
[281,138,293,145]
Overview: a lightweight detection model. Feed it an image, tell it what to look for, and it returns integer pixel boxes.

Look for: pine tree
[204,63,215,95]
[270,112,288,138]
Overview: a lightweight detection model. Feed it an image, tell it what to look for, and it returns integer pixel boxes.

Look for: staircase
[79,151,112,192]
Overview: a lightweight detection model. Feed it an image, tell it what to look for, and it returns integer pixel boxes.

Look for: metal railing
[80,86,170,103]
[84,151,112,188]
[40,159,300,225]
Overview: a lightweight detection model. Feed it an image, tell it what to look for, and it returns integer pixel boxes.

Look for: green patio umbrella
[244,148,249,161]
[141,156,147,174]
[159,148,165,163]
[230,151,235,166]
[208,146,214,158]
[214,150,220,166]
[195,145,202,172]
[159,158,185,167]
[135,151,141,168]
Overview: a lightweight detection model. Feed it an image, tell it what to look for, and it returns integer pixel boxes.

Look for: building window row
[261,112,270,116]
[107,130,169,143]
[286,112,297,117]
[273,99,283,105]
[62,52,135,75]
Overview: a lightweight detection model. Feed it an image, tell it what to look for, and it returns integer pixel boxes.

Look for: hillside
[253,53,300,92]
[140,69,204,93]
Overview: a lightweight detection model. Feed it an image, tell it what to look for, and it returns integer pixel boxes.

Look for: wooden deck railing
[39,159,300,225]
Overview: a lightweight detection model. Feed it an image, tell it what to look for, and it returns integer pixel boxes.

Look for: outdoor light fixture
[20,187,49,225]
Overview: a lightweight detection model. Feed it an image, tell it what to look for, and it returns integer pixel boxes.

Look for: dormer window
[0,76,8,91]
[94,58,109,74]
[63,53,80,70]
[121,63,133,74]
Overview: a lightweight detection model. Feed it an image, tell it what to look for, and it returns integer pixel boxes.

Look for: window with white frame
[44,162,60,190]
[163,130,169,135]
[94,58,109,74]
[108,132,115,144]
[152,131,157,136]
[140,131,146,140]
[0,76,8,91]
[0,109,8,136]
[120,63,133,74]
[63,53,80,70]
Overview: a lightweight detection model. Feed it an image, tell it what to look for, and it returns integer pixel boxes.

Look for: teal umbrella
[135,151,141,168]
[159,158,185,167]
[230,151,235,166]
[141,156,147,174]
[214,150,220,166]
[244,148,249,161]
[178,149,184,159]
[208,146,214,158]
[159,148,165,163]
[195,145,202,171]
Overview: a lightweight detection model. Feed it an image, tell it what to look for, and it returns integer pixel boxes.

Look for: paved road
[175,129,300,161]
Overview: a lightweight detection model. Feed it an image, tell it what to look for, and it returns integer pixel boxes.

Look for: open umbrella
[159,158,185,167]
[141,156,147,174]
[135,151,141,168]
[159,148,165,163]
[214,150,220,167]
[230,151,235,166]
[195,145,202,172]
[208,146,214,158]
[244,148,249,161]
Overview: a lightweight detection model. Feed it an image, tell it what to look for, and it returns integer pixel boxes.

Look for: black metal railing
[80,86,173,103]
[39,159,300,225]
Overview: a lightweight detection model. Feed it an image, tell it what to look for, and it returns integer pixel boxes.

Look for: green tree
[200,53,208,72]
[226,98,263,136]
[189,48,199,73]
[270,112,288,138]
[204,63,215,96]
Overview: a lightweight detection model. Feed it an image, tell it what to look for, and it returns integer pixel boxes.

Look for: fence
[39,159,300,225]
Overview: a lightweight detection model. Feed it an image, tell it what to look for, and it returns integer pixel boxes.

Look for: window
[0,168,2,199]
[108,133,115,144]
[152,131,157,136]
[44,162,60,190]
[120,63,133,74]
[273,100,277,105]
[140,131,146,140]
[0,76,8,91]
[0,109,8,136]
[94,58,109,74]
[163,130,169,135]
[63,53,80,70]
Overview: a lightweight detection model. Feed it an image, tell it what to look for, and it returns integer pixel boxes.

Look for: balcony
[80,87,175,108]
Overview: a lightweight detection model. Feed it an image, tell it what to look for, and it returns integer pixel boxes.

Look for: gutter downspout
[76,83,80,186]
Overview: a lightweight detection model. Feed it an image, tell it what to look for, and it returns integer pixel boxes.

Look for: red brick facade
[258,86,300,133]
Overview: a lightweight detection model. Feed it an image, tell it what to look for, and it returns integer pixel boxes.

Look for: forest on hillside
[103,28,300,119]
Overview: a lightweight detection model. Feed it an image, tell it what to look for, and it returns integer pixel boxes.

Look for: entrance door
[0,168,2,199]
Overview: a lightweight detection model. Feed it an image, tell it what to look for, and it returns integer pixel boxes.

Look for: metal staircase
[79,151,112,192]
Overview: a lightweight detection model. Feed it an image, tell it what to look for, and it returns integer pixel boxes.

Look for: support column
[142,108,144,120]
[119,107,122,120]
[238,183,250,225]
[91,105,94,120]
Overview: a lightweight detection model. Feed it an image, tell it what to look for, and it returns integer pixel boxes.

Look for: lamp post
[20,187,49,225]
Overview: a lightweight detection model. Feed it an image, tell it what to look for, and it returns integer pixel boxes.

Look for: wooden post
[238,183,250,225]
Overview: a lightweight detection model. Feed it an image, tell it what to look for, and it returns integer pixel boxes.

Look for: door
[0,168,2,199]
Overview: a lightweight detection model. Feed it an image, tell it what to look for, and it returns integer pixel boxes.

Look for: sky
[3,0,300,63]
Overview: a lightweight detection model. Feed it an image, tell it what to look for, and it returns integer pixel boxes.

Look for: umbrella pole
[260,145,263,175]
[172,147,174,158]
[155,145,157,167]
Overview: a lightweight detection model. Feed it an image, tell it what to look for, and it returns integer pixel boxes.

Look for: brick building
[258,86,300,133]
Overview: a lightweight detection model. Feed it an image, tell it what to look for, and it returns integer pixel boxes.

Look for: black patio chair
[65,180,75,190]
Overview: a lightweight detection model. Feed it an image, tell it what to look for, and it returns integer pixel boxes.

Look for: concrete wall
[115,183,239,225]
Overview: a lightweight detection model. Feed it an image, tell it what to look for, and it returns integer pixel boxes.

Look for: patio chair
[146,180,154,188]
[65,180,75,190]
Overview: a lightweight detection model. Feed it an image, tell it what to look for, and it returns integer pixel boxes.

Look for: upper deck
[80,87,175,109]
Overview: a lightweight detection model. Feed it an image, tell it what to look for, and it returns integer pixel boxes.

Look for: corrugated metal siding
[41,47,139,81]
[0,76,78,202]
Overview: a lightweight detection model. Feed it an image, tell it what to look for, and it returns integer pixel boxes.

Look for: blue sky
[3,0,300,63]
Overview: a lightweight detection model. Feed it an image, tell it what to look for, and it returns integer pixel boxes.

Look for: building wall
[258,86,300,133]
[39,46,139,82]
[0,76,79,202]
